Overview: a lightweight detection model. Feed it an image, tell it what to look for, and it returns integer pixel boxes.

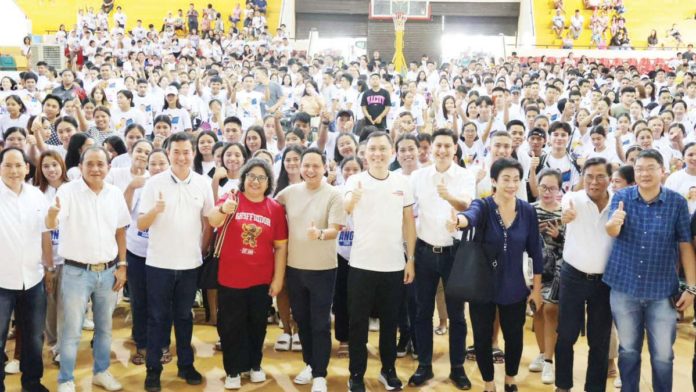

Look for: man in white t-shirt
[344,131,416,392]
[235,74,265,130]
[569,10,584,39]
[137,133,214,391]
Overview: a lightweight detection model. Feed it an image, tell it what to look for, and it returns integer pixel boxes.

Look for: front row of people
[0,128,694,392]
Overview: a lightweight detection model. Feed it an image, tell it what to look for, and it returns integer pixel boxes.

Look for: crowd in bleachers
[0,2,695,392]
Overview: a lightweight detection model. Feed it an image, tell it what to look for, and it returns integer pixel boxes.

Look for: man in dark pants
[555,158,614,392]
[360,73,391,129]
[137,133,214,391]
[344,132,416,392]
[408,129,476,390]
[0,148,51,392]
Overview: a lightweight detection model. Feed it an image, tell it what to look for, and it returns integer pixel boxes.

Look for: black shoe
[177,365,203,385]
[379,368,403,391]
[504,384,518,392]
[396,336,410,358]
[408,365,434,386]
[21,382,49,392]
[348,376,366,392]
[144,369,161,392]
[449,367,472,390]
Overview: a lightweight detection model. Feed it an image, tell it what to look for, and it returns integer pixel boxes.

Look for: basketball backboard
[369,0,432,21]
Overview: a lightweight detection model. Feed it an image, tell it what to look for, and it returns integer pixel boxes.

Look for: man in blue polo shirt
[605,148,696,392]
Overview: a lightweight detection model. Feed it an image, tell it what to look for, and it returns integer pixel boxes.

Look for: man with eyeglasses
[604,149,696,392]
[554,157,614,392]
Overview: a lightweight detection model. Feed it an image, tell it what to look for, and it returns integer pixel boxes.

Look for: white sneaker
[57,381,76,392]
[274,333,291,351]
[614,376,622,388]
[4,359,19,374]
[224,374,241,389]
[250,368,266,383]
[93,371,123,391]
[82,318,95,331]
[294,364,313,385]
[369,317,380,332]
[311,377,328,392]
[541,361,555,384]
[528,354,544,372]
[291,333,302,351]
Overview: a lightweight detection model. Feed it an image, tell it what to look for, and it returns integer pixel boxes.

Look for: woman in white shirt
[0,95,29,135]
[111,90,146,136]
[33,150,69,363]
[159,86,192,133]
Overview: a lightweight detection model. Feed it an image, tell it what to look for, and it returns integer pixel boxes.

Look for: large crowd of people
[0,2,696,392]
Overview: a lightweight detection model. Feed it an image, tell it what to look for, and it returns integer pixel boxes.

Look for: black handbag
[446,198,500,304]
[198,214,233,289]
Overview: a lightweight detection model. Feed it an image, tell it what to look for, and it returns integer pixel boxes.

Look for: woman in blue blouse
[449,158,543,392]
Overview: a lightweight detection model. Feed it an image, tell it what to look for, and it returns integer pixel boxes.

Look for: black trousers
[333,255,350,343]
[286,267,337,378]
[348,266,404,378]
[217,285,270,376]
[469,300,527,382]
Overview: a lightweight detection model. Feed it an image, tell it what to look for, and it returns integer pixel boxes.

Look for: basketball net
[392,11,407,74]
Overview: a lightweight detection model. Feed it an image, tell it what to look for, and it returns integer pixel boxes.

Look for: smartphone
[539,217,562,225]
[529,300,537,314]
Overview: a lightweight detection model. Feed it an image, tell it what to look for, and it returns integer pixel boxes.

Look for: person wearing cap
[526,128,548,201]
[47,147,129,392]
[160,85,192,134]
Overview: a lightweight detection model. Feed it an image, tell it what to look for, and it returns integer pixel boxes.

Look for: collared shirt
[139,169,214,270]
[56,178,130,264]
[410,163,476,246]
[561,190,614,274]
[0,181,48,290]
[603,186,691,299]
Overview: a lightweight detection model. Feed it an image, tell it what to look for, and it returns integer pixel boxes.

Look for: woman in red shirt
[207,158,288,390]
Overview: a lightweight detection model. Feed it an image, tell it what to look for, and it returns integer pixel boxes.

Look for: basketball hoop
[393,11,407,31]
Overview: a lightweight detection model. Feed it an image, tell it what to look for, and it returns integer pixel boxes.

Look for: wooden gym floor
[3,303,695,391]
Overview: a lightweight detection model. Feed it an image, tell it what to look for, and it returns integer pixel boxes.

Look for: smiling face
[1,149,29,189]
[245,130,262,153]
[366,135,392,171]
[223,145,246,174]
[131,141,152,169]
[300,152,325,187]
[197,134,215,157]
[147,151,170,175]
[432,135,455,167]
[80,148,109,185]
[492,167,520,198]
[244,165,269,199]
[283,150,301,175]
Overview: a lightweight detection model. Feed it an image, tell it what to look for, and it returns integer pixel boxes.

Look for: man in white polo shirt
[554,157,614,392]
[408,128,476,390]
[137,132,214,392]
[344,131,416,392]
[0,148,52,392]
[46,147,129,392]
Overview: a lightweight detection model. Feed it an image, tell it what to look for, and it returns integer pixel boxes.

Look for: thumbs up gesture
[307,220,321,240]
[609,201,626,227]
[561,198,577,224]
[351,181,363,205]
[154,192,166,214]
[221,190,238,214]
[446,209,460,233]
[437,177,451,201]
[48,196,61,217]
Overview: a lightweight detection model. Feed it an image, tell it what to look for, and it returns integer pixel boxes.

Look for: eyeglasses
[247,173,268,183]
[634,166,661,174]
[539,185,560,193]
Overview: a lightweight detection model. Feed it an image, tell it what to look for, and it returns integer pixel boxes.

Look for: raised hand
[48,196,61,218]
[562,198,577,224]
[437,177,451,201]
[154,191,166,214]
[221,190,239,214]
[351,181,363,205]
[307,220,321,240]
[609,201,626,227]
[446,208,459,233]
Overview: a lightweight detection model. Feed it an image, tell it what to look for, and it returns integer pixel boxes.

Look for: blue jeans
[145,265,198,371]
[0,281,46,389]
[413,240,466,368]
[59,265,117,383]
[610,289,677,392]
[554,263,611,392]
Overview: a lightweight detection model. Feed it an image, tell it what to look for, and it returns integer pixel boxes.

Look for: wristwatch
[117,261,127,267]
[407,255,415,262]
[44,265,56,273]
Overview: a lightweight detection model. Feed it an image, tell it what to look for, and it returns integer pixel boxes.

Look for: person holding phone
[604,149,696,392]
[449,158,543,392]
[528,169,565,385]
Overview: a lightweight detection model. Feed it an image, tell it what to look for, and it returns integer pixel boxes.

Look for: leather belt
[65,259,117,272]
[417,238,452,254]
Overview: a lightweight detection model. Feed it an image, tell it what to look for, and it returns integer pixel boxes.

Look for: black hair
[581,156,613,175]
[359,125,380,143]
[167,131,192,148]
[220,142,248,172]
[538,168,562,188]
[490,158,524,181]
[365,130,393,145]
[103,135,128,156]
[239,158,275,197]
[275,144,306,196]
[431,128,457,144]
[5,95,27,114]
[301,147,327,165]
[154,114,172,127]
[635,148,664,167]
[292,112,311,125]
[340,156,363,171]
[506,119,526,132]
[54,116,79,131]
[615,165,635,185]
[333,133,358,164]
[548,121,571,135]
[0,147,28,164]
[223,116,242,127]
[117,89,134,107]
[193,130,219,175]
[244,125,268,155]
[3,127,27,141]
[124,123,146,139]
[42,94,64,110]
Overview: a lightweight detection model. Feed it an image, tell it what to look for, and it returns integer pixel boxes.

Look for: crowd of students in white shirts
[1,4,696,392]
